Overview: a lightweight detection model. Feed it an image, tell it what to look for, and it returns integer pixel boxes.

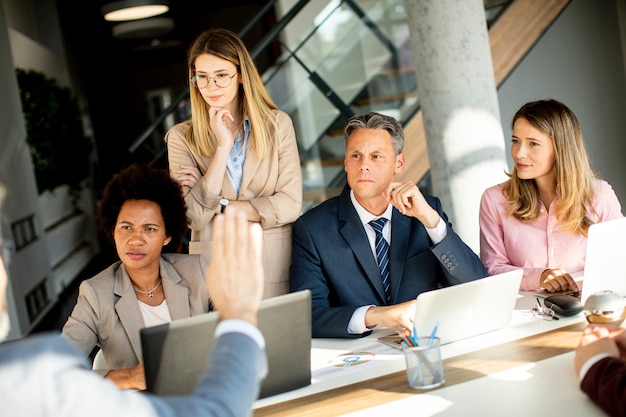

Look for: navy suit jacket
[290,185,487,338]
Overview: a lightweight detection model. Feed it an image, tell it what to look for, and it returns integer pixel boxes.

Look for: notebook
[141,289,312,398]
[579,216,626,304]
[378,269,523,347]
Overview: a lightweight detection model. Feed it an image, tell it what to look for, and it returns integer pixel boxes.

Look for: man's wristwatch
[219,197,229,213]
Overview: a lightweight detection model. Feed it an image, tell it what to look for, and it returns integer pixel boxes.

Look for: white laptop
[141,290,312,399]
[379,269,523,347]
[579,216,626,304]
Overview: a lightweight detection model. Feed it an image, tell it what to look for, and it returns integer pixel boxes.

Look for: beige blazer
[61,253,209,373]
[166,109,302,298]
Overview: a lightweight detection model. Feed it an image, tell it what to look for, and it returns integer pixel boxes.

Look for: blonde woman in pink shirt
[479,99,622,292]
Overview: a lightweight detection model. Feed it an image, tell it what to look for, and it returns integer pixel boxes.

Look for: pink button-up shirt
[479,179,623,290]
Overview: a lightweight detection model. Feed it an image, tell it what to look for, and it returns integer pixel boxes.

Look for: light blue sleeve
[0,331,267,417]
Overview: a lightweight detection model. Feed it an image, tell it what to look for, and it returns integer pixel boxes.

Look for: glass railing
[261,0,420,209]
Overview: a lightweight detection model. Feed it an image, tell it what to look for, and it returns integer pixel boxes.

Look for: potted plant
[15,68,93,207]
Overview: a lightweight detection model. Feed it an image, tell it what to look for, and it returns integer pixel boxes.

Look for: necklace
[133,280,161,298]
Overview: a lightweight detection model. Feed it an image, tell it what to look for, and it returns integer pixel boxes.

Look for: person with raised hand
[0,209,267,416]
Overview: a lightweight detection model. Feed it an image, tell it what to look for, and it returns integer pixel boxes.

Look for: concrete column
[405,0,508,252]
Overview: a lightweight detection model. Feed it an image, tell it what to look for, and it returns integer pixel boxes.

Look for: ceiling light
[102,0,169,22]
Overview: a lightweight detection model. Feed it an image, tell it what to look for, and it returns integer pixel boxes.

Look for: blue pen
[412,323,419,346]
[427,321,439,346]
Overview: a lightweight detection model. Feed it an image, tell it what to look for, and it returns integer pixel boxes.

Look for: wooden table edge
[254,321,587,417]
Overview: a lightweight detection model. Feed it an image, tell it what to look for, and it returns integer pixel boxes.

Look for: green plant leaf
[15,68,92,198]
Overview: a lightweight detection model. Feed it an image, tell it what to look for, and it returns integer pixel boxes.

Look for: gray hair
[344,112,404,155]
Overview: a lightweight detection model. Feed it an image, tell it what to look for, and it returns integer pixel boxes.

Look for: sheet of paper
[312,339,403,381]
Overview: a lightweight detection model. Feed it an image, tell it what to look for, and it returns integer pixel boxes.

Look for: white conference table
[338,350,598,417]
[253,290,607,416]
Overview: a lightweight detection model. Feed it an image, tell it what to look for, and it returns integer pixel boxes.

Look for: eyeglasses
[530,297,560,321]
[190,73,237,89]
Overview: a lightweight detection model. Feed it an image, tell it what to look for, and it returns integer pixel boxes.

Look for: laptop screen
[141,290,312,398]
[581,217,626,303]
[379,270,522,347]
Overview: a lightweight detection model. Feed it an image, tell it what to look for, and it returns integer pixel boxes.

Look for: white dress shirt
[347,190,447,334]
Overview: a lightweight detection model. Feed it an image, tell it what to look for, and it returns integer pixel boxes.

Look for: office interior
[0,0,625,373]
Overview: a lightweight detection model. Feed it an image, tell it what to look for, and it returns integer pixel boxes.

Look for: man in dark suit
[574,323,626,417]
[290,112,487,338]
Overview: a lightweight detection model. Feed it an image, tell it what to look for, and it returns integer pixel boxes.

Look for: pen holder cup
[402,337,445,390]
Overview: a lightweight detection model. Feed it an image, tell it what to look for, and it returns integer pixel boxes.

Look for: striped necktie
[369,218,391,303]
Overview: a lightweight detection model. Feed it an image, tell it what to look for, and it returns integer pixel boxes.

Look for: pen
[412,323,418,345]
[427,321,439,346]
[400,335,415,347]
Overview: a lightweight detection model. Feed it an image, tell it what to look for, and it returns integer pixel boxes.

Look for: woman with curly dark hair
[62,163,210,390]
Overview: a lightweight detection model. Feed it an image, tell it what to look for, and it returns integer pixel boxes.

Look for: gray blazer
[61,253,209,372]
[0,331,267,417]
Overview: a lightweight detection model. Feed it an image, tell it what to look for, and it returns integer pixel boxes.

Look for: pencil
[401,335,415,347]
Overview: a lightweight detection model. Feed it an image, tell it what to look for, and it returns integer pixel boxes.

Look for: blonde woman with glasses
[166,28,302,299]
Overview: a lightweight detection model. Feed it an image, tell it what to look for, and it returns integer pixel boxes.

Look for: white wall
[0,0,98,338]
[0,0,51,339]
[9,28,69,85]
[498,0,626,207]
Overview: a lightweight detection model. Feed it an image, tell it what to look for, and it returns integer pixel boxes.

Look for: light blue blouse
[226,117,251,195]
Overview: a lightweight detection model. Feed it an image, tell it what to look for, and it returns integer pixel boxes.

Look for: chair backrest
[92,348,106,370]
